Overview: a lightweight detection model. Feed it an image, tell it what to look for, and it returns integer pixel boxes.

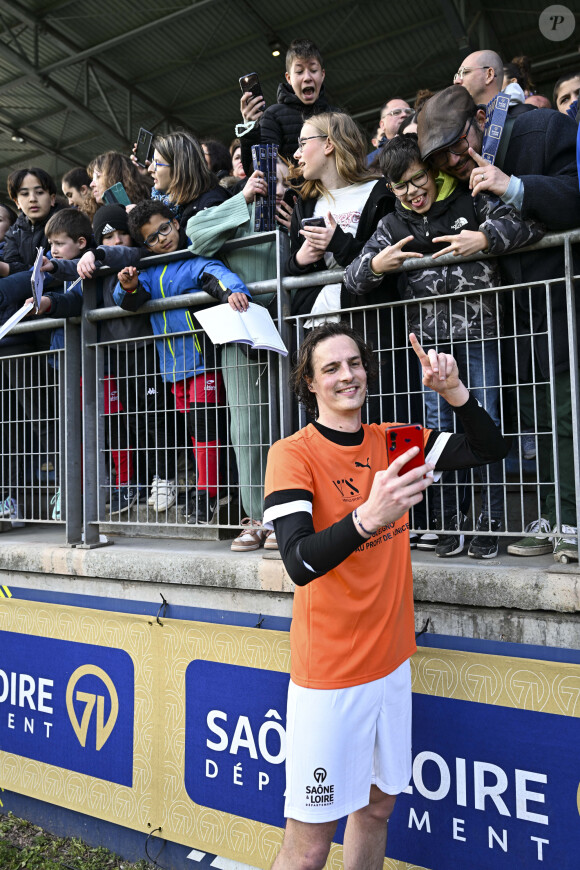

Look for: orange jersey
[264,422,431,690]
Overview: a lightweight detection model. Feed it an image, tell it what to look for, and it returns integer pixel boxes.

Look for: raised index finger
[409,332,428,362]
[468,146,490,168]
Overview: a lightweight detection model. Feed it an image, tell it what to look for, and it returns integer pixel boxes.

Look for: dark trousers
[535,368,579,528]
[0,344,59,510]
[106,343,177,485]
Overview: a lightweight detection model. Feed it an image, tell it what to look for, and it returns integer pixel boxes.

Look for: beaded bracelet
[353,507,373,537]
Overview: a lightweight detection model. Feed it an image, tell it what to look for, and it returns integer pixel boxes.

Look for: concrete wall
[1,527,578,649]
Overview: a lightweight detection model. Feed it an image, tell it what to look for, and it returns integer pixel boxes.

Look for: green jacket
[186,192,277,307]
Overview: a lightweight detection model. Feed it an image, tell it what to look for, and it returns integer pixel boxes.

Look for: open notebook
[194,302,287,356]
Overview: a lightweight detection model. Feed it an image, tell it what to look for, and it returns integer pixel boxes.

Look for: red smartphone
[385,424,425,474]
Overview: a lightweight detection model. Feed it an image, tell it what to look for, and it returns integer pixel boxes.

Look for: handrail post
[276,229,292,438]
[78,277,111,548]
[63,316,83,545]
[564,235,580,533]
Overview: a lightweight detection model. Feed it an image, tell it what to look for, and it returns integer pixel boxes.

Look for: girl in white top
[287,112,394,321]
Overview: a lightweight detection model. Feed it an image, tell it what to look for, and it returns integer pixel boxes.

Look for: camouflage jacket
[343,185,544,343]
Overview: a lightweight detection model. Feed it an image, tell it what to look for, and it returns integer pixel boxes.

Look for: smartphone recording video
[135,128,153,167]
[239,72,263,102]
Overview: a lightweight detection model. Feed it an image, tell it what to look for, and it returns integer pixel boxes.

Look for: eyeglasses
[151,160,171,170]
[383,107,414,118]
[430,117,476,168]
[389,169,430,195]
[144,220,174,247]
[296,135,326,151]
[453,65,495,83]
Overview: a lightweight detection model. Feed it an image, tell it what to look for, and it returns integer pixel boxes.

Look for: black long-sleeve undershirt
[272,394,509,586]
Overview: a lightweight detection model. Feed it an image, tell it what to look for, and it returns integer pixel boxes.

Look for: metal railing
[0,228,578,553]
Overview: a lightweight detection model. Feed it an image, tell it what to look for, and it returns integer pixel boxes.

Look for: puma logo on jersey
[354,457,371,469]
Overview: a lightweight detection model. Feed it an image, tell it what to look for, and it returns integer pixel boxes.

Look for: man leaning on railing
[417,84,580,563]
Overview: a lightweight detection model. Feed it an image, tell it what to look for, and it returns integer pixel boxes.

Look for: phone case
[250,143,278,232]
[385,424,425,473]
[135,128,153,166]
[239,73,262,99]
[102,182,131,207]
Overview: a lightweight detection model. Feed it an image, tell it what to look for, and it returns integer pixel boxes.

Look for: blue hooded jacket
[113,255,250,382]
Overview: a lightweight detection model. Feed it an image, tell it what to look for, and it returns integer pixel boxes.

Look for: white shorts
[284,659,412,823]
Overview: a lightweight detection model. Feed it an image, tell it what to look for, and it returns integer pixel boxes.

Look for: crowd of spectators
[0,38,579,561]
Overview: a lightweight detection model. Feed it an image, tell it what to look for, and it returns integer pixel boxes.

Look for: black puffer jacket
[48,244,148,345]
[344,182,544,343]
[180,181,231,226]
[240,82,336,176]
[2,203,63,274]
[494,108,580,375]
[286,178,397,315]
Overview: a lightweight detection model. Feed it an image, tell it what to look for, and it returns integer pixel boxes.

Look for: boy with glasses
[40,204,170,516]
[114,200,251,525]
[344,134,543,558]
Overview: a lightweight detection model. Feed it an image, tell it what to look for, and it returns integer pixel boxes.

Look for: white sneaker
[553,524,578,563]
[231,518,268,551]
[148,476,160,505]
[148,477,176,512]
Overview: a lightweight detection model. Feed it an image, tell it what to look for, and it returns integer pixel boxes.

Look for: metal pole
[63,317,83,545]
[545,282,559,531]
[563,236,580,534]
[79,278,111,549]
[276,229,292,438]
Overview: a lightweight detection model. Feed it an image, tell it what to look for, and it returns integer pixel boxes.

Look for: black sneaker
[435,513,466,558]
[186,491,218,525]
[416,517,442,551]
[468,516,503,559]
[109,485,142,514]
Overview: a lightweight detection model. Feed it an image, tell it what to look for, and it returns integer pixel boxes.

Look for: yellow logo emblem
[66,665,119,751]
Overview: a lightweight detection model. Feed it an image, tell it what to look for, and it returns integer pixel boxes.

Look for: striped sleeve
[263,488,313,529]
[263,436,316,528]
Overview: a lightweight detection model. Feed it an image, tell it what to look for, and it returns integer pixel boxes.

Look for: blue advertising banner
[387,694,578,868]
[185,660,288,828]
[182,657,580,869]
[2,593,579,870]
[0,630,134,786]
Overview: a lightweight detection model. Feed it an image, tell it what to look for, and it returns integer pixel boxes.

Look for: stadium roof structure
[0,0,578,194]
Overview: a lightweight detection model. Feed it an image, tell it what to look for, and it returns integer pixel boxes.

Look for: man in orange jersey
[263,322,508,869]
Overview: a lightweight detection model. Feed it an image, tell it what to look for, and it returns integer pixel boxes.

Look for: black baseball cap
[417,85,477,161]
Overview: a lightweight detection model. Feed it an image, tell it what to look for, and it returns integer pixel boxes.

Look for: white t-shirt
[307,180,377,327]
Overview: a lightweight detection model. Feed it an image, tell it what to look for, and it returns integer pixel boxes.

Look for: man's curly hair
[291,322,377,416]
